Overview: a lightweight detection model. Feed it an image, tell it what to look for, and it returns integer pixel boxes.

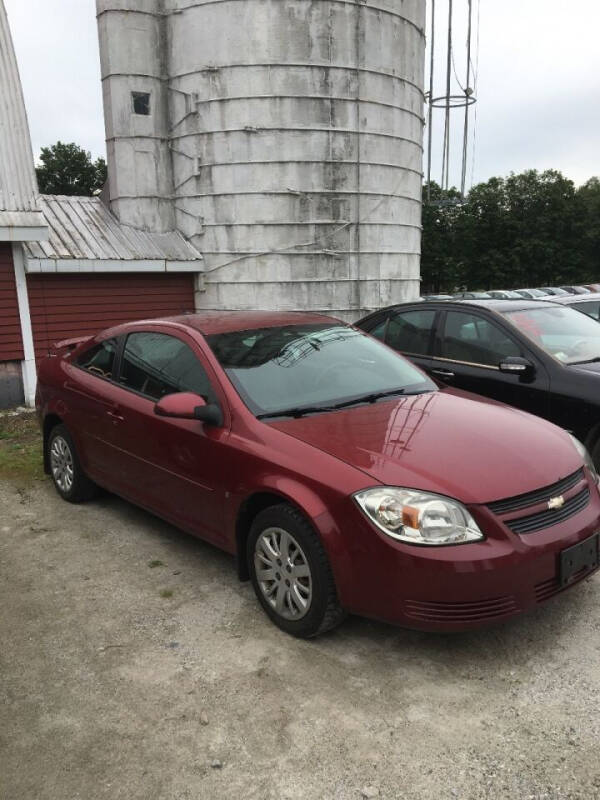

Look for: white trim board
[25,258,204,274]
[12,243,37,407]
[0,226,49,242]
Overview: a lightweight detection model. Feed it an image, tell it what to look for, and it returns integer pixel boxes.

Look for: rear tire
[247,503,346,638]
[47,424,98,503]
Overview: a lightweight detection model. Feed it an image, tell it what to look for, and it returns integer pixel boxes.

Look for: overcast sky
[5,0,600,188]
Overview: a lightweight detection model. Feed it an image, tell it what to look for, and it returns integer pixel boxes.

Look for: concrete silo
[97,0,425,319]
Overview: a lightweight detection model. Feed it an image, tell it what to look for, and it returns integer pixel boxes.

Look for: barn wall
[0,242,24,361]
[27,272,196,361]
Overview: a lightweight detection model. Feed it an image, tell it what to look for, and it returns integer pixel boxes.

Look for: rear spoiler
[51,335,93,356]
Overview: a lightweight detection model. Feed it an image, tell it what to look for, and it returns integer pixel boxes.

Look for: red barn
[0,3,202,408]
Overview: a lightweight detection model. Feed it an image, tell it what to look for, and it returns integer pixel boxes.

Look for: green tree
[421,169,594,292]
[576,177,600,278]
[35,141,107,196]
[420,182,466,292]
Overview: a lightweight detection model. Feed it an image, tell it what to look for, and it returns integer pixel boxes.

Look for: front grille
[506,488,590,535]
[404,595,519,623]
[487,468,584,515]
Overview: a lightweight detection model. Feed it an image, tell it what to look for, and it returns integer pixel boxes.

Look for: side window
[367,318,388,341]
[576,301,600,321]
[386,310,436,356]
[75,338,118,379]
[441,311,521,366]
[120,332,216,402]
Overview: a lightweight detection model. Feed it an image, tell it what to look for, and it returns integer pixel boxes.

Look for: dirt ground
[1,417,600,800]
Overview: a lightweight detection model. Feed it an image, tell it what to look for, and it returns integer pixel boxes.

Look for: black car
[356,298,600,465]
[550,292,600,321]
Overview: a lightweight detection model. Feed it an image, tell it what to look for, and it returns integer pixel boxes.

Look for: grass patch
[159,589,174,599]
[0,412,44,484]
[148,559,165,569]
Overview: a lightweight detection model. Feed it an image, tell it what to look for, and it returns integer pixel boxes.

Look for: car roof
[358,298,557,324]
[129,310,339,336]
[546,292,600,304]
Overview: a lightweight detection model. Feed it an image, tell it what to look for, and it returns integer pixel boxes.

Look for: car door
[366,307,438,374]
[105,328,231,546]
[61,336,126,485]
[430,308,551,418]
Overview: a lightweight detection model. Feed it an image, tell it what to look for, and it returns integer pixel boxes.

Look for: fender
[230,476,356,605]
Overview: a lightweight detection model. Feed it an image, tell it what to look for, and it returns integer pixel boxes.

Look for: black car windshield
[503,305,600,364]
[207,323,436,416]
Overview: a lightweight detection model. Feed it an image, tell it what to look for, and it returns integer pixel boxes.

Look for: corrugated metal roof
[0,0,41,223]
[25,195,202,263]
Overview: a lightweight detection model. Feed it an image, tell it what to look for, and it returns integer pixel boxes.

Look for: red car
[36,312,600,637]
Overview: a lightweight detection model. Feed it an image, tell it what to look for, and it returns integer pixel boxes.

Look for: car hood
[568,361,600,376]
[267,389,582,505]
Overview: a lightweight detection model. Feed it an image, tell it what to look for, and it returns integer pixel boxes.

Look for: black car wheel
[47,424,98,503]
[247,503,345,638]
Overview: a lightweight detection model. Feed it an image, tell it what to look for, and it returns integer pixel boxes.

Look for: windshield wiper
[570,357,600,365]
[257,388,433,420]
[257,404,339,420]
[341,388,434,406]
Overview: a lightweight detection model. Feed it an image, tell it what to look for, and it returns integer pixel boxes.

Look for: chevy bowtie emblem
[548,495,565,510]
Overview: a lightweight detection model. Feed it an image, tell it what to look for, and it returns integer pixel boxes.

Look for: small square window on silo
[132,92,151,115]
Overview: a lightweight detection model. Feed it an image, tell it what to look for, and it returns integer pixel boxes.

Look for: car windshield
[491,290,522,299]
[503,305,600,364]
[207,323,436,417]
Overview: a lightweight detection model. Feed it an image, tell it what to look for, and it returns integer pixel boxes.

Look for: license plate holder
[560,533,600,587]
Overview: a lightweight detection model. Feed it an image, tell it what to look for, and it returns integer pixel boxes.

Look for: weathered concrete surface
[97,0,425,319]
[2,478,600,800]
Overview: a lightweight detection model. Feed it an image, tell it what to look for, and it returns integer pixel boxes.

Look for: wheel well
[42,414,63,474]
[235,492,293,581]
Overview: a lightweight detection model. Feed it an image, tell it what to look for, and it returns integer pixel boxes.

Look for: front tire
[47,424,97,503]
[247,503,345,638]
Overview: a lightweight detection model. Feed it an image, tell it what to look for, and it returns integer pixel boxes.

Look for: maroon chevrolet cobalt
[36,312,600,637]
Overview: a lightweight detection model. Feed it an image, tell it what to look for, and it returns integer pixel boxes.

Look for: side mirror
[155,392,223,426]
[194,403,224,427]
[499,356,535,376]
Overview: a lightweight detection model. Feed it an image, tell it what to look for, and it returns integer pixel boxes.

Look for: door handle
[431,368,455,379]
[107,406,125,423]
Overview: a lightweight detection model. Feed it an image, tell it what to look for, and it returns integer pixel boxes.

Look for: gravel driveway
[1,478,600,800]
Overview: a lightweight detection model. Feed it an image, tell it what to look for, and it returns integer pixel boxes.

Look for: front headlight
[354,487,484,546]
[568,434,599,483]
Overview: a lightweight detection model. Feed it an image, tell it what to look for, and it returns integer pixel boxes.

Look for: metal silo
[99,0,425,318]
[97,0,175,232]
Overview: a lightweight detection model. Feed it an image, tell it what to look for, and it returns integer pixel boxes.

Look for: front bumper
[329,487,600,632]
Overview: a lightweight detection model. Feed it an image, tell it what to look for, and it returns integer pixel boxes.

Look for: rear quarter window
[75,339,118,379]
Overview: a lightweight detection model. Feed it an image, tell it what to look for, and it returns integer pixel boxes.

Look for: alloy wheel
[254,527,313,620]
[50,435,74,494]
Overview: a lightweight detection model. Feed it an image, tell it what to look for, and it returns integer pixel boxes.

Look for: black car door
[429,308,551,418]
